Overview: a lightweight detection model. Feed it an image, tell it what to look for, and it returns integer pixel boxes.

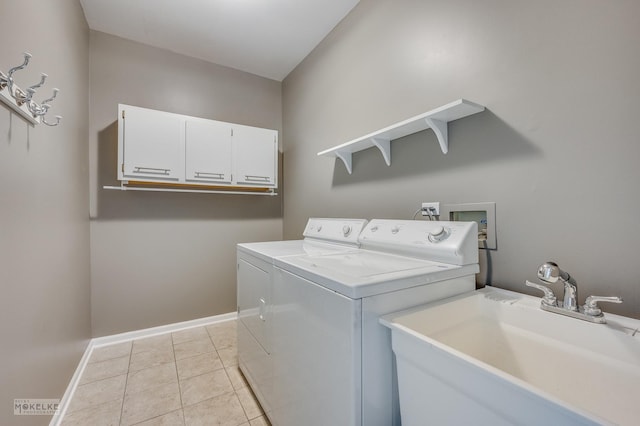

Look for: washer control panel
[428,225,449,243]
[359,219,478,265]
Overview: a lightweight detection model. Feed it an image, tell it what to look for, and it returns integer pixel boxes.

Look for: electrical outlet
[421,202,440,217]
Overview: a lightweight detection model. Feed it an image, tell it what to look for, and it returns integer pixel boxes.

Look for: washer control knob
[342,225,352,237]
[391,226,400,234]
[370,226,379,232]
[428,226,448,242]
[317,225,322,232]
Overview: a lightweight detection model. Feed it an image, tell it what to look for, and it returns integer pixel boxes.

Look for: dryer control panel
[303,218,368,247]
[359,219,478,265]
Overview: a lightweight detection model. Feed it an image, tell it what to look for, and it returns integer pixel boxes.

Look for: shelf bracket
[371,137,391,166]
[335,150,353,174]
[425,117,448,154]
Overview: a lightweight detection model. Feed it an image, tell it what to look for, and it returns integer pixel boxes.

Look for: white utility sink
[381,287,640,426]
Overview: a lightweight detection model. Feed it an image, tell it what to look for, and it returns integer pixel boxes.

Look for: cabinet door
[233,125,278,187]
[121,105,182,182]
[185,120,232,184]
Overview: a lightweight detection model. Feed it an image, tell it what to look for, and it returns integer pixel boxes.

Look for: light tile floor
[60,320,270,426]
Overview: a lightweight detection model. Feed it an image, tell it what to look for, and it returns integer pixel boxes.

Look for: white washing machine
[236,218,368,420]
[269,219,479,426]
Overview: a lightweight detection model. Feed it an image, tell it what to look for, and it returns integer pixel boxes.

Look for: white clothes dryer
[236,218,368,419]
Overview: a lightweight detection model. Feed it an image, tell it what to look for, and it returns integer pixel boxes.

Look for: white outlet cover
[421,202,441,216]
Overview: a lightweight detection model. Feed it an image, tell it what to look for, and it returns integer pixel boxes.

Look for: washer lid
[274,249,479,299]
[294,250,446,277]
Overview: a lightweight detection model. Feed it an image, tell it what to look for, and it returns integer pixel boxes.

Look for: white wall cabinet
[116,104,278,193]
[119,105,183,181]
[185,119,233,185]
[233,125,278,187]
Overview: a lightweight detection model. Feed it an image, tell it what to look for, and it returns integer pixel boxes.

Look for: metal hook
[41,88,59,105]
[28,73,47,92]
[28,101,49,117]
[29,88,60,118]
[13,87,30,106]
[6,52,33,98]
[15,86,42,107]
[27,100,39,116]
[21,87,38,105]
[7,52,32,78]
[27,87,60,120]
[42,115,62,127]
[0,71,8,90]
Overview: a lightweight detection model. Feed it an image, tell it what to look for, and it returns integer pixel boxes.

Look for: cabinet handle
[195,172,225,180]
[245,175,270,182]
[133,166,170,175]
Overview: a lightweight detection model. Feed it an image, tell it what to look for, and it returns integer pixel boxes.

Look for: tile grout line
[118,344,133,426]
[123,336,182,425]
[170,332,186,426]
[178,325,237,423]
[209,325,256,424]
[77,355,130,389]
[206,325,247,423]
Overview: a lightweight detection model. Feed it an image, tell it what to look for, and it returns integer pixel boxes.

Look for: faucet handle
[525,280,557,307]
[583,295,623,317]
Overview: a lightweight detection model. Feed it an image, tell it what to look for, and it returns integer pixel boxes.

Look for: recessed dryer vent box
[441,202,496,250]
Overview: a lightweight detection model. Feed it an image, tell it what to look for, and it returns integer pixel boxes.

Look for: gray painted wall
[283,0,640,318]
[0,1,90,425]
[89,32,283,336]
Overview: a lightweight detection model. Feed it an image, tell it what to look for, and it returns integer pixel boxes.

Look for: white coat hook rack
[0,52,62,126]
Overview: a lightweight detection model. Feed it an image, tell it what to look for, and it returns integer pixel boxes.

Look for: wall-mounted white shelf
[317,99,485,174]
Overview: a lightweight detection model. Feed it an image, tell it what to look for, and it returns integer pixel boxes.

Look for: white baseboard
[91,312,237,348]
[50,311,237,426]
[48,339,94,426]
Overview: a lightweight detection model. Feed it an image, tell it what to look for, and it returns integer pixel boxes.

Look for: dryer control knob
[317,225,322,232]
[342,225,352,237]
[428,226,448,242]
[391,226,400,234]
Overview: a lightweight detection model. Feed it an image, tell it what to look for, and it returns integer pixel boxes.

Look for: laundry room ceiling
[80,0,360,81]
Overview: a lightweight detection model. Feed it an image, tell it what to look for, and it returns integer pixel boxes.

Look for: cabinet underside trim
[103,181,277,195]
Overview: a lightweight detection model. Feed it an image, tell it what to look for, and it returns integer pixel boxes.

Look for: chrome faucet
[525,261,622,324]
[537,262,578,311]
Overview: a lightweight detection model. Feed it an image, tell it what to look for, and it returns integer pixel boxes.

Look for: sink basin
[381,287,640,426]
